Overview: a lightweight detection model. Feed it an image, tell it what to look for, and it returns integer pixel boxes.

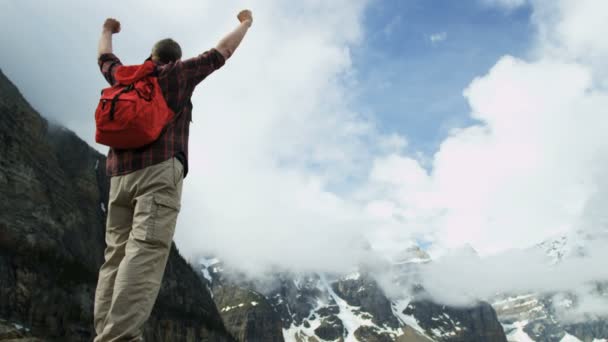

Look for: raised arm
[177,10,253,87]
[97,18,123,85]
[98,18,121,58]
[215,10,253,60]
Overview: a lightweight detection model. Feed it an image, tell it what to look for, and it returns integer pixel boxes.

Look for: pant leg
[95,158,183,342]
[94,175,134,335]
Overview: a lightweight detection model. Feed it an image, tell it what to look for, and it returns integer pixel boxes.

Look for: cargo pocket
[132,193,180,247]
[173,158,184,186]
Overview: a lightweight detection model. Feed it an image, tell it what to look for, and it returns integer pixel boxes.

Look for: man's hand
[103,18,121,34]
[237,10,253,27]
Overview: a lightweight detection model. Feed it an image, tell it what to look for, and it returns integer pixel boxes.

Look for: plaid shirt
[98,49,225,178]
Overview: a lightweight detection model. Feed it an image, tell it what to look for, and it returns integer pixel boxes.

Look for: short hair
[151,38,182,63]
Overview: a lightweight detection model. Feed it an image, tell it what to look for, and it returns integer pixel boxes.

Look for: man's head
[151,38,182,63]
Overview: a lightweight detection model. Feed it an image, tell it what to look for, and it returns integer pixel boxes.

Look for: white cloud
[418,239,608,307]
[163,0,379,273]
[383,15,401,36]
[377,133,408,153]
[532,0,608,83]
[481,0,528,10]
[433,56,605,254]
[429,32,447,44]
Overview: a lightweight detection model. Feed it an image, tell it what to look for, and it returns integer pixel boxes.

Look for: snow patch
[201,268,212,282]
[392,298,430,338]
[283,315,323,342]
[493,293,536,307]
[503,321,535,342]
[221,303,246,313]
[322,275,376,341]
[199,257,220,282]
[200,257,220,268]
[393,257,430,265]
[561,333,583,342]
[283,299,325,342]
[344,272,361,281]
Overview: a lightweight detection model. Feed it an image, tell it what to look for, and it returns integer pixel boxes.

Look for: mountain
[199,248,508,342]
[492,235,608,342]
[0,68,234,341]
[200,238,608,342]
[493,284,608,342]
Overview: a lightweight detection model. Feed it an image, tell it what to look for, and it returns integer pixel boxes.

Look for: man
[94,10,253,341]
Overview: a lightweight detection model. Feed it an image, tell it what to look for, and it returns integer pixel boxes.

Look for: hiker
[93,10,253,341]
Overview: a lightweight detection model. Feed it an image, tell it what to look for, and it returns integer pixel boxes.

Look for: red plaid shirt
[98,49,225,178]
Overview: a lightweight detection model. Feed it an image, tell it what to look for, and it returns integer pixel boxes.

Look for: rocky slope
[403,299,506,342]
[199,258,285,342]
[0,68,234,341]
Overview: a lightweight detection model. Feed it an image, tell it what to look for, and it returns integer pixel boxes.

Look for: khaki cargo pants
[94,158,183,342]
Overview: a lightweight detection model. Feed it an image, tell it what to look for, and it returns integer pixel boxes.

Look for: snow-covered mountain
[492,234,608,342]
[493,288,608,342]
[198,247,507,342]
[197,233,608,342]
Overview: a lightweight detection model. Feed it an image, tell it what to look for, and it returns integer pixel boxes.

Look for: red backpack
[95,60,174,149]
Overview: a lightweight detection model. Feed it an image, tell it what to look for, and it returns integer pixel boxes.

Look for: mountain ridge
[199,254,508,342]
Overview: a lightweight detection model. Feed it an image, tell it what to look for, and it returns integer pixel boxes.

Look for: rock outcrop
[404,300,507,342]
[332,274,401,329]
[213,285,284,342]
[201,258,285,342]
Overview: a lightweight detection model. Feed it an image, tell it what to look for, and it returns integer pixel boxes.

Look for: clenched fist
[237,10,253,27]
[103,18,121,34]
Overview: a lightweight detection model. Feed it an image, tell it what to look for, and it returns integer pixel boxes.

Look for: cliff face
[404,300,507,342]
[212,284,284,342]
[0,69,233,341]
[199,258,285,342]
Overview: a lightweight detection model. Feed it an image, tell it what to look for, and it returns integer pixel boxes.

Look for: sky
[1,0,608,311]
[352,0,533,155]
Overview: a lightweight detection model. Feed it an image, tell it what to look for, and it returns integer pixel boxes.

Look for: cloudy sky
[1,0,607,301]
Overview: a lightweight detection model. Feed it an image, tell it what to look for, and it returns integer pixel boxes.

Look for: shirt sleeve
[98,53,123,86]
[179,48,226,88]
